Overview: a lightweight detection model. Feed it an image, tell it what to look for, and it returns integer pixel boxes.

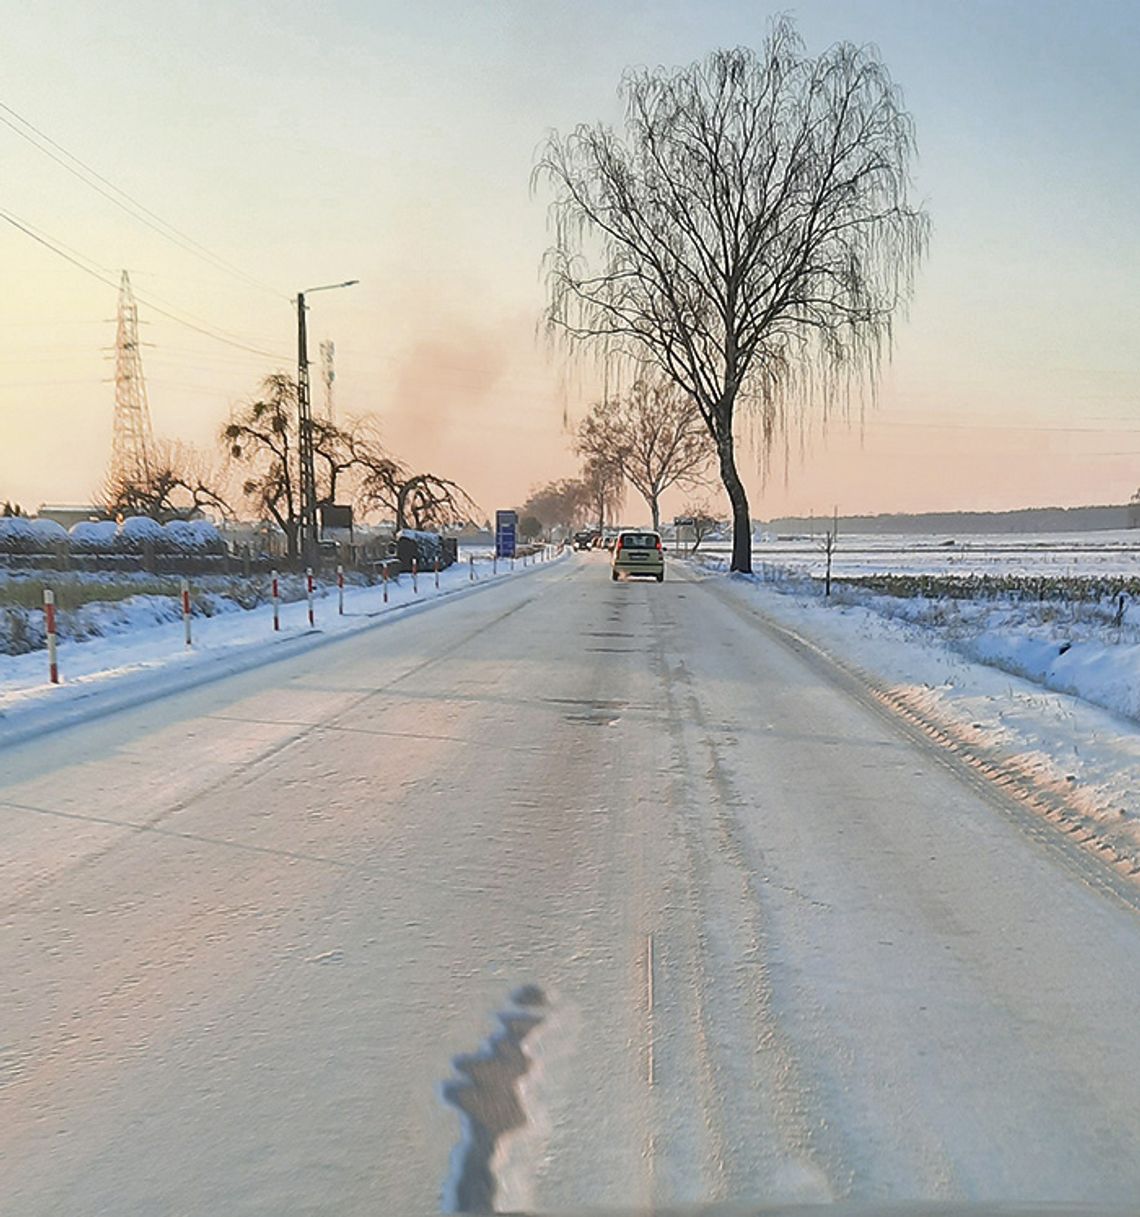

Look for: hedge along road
[1,550,1139,1215]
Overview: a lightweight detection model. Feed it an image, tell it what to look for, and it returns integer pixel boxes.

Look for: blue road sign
[495,510,518,558]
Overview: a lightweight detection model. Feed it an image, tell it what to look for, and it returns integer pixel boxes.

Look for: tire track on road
[645,586,837,1205]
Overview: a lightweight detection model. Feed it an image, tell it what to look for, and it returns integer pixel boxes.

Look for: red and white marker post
[43,588,59,684]
[412,557,419,595]
[337,564,345,615]
[469,554,475,582]
[271,570,280,631]
[382,562,389,604]
[181,577,192,647]
[306,567,315,627]
[434,557,440,590]
[492,552,497,576]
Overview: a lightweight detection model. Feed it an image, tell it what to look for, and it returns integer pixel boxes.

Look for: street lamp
[296,280,358,566]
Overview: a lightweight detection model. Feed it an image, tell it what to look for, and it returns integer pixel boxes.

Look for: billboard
[495,509,517,558]
[320,504,353,537]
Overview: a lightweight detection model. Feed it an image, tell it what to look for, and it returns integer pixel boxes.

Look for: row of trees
[516,375,725,547]
[102,374,476,562]
[575,378,710,532]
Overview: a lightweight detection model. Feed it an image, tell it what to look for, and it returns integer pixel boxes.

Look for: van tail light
[615,538,623,554]
[656,537,663,551]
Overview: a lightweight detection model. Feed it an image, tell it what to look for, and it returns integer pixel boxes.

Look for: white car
[610,530,665,581]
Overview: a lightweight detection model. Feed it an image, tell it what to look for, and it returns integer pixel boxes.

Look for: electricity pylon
[110,270,155,486]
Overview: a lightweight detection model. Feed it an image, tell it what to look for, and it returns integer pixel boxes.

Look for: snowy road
[3,553,1139,1214]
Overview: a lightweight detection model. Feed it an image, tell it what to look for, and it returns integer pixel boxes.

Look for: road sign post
[495,510,517,560]
[43,589,58,684]
[181,578,192,647]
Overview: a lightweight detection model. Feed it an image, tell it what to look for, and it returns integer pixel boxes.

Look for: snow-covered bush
[69,520,119,552]
[0,517,38,553]
[163,520,198,552]
[116,516,165,552]
[185,519,224,553]
[27,518,69,546]
[0,605,44,653]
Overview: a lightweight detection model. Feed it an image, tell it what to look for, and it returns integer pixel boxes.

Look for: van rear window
[620,533,659,549]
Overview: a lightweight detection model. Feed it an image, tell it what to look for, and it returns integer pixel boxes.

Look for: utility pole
[296,292,316,566]
[295,281,357,567]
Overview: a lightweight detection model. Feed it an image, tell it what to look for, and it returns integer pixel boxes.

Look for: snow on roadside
[698,561,1140,864]
[822,583,1140,726]
[0,552,561,748]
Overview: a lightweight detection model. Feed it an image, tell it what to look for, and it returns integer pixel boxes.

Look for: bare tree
[223,374,304,560]
[581,452,625,530]
[536,19,928,571]
[392,473,478,532]
[680,499,725,553]
[225,375,480,553]
[578,379,711,531]
[519,478,592,534]
[103,439,230,521]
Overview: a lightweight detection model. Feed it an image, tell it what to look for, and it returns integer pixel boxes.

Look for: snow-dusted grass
[697,543,1140,734]
[0,574,187,610]
[792,572,1139,725]
[0,570,365,656]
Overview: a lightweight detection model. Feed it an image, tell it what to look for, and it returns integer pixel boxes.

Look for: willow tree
[536,19,928,571]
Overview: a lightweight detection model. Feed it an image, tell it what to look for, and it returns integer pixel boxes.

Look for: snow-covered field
[699,529,1140,579]
[0,550,558,747]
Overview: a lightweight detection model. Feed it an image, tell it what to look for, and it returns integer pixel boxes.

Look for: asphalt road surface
[3,553,1139,1214]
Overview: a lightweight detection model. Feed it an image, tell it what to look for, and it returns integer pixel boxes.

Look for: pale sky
[1,0,1138,523]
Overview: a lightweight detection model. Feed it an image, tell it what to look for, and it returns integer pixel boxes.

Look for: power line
[0,207,290,361]
[0,99,285,299]
[873,418,1140,434]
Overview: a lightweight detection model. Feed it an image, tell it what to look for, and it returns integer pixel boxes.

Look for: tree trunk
[717,430,752,574]
[650,494,660,533]
[284,522,300,564]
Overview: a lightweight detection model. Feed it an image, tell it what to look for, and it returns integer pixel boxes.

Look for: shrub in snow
[186,519,224,553]
[0,605,45,654]
[69,520,119,552]
[27,518,70,545]
[395,529,456,570]
[0,517,38,553]
[148,519,226,555]
[116,515,165,552]
[162,520,199,552]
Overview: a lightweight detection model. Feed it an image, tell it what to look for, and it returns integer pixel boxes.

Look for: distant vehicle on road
[611,530,665,582]
[574,529,599,550]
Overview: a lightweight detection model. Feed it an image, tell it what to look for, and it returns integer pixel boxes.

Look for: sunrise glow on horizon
[2,0,1137,523]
